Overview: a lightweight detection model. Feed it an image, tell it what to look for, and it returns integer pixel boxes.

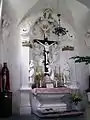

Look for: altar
[30,87,86,117]
[20,8,88,116]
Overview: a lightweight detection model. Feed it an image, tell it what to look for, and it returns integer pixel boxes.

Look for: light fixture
[52,0,73,37]
[85,29,90,38]
[52,14,69,36]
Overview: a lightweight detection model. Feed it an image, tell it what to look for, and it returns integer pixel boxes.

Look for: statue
[34,37,57,75]
[49,67,54,81]
[63,61,70,84]
[29,60,35,87]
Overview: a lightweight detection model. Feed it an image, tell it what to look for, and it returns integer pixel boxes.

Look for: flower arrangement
[35,71,43,81]
[35,70,44,88]
[71,91,82,105]
[35,64,44,83]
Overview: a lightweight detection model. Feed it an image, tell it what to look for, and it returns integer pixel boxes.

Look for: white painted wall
[2,0,21,114]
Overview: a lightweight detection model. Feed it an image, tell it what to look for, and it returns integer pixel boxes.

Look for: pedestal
[0,92,12,117]
[20,87,31,115]
[87,92,90,102]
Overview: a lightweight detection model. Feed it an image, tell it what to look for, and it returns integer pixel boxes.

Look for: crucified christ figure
[34,37,58,75]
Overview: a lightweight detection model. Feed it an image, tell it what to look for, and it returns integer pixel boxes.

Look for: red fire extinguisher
[1,62,10,92]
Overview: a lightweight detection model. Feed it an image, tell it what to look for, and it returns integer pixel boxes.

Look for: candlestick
[61,73,62,82]
[59,66,60,76]
[55,66,56,73]
[56,80,58,88]
[40,80,42,88]
[63,74,66,84]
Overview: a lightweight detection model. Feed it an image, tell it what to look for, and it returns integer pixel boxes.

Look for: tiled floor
[0,104,90,120]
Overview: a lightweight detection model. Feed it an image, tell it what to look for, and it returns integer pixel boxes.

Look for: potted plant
[71,92,82,104]
[70,56,90,102]
[71,91,82,110]
[35,67,44,88]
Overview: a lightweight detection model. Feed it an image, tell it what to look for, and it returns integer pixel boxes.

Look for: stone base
[87,92,90,102]
[20,87,31,115]
[20,106,31,115]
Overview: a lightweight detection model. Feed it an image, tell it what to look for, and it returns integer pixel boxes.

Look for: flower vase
[72,102,81,111]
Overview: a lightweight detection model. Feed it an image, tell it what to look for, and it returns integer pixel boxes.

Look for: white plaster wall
[6,0,39,25]
[2,0,21,114]
[1,0,39,114]
[66,0,90,90]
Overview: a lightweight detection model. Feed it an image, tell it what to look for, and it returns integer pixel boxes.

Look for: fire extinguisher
[1,62,10,92]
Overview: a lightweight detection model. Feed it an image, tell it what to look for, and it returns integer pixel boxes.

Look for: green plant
[71,92,82,105]
[70,56,90,65]
[35,71,43,81]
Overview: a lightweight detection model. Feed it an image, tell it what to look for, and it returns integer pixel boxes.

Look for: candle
[59,66,60,76]
[40,80,42,88]
[55,66,56,73]
[56,80,58,88]
[61,73,62,82]
[63,74,66,84]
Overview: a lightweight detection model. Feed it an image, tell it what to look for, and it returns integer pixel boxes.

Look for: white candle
[63,75,66,84]
[40,80,42,88]
[61,73,62,82]
[56,80,58,87]
[59,66,60,76]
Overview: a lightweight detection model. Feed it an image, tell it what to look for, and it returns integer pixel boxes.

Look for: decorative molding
[1,14,10,29]
[84,29,90,47]
[22,41,32,48]
[20,87,31,92]
[1,14,11,41]
[32,8,58,38]
[20,21,31,42]
[62,46,74,51]
[85,28,90,36]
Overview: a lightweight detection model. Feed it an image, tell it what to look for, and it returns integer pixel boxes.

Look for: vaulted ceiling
[77,0,90,8]
[2,0,90,55]
[3,0,90,25]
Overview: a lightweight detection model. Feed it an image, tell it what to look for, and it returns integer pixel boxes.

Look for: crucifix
[33,36,58,76]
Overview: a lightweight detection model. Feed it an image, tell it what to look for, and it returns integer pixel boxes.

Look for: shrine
[1,0,90,119]
[21,8,87,117]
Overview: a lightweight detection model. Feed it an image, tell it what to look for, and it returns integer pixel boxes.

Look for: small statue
[62,61,70,84]
[49,66,54,81]
[29,60,35,87]
[45,64,54,82]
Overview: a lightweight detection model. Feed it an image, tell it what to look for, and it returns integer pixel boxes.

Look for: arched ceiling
[77,0,90,9]
[3,0,90,25]
[3,0,90,34]
[3,0,90,55]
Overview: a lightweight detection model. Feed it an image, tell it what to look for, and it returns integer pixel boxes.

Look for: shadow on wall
[12,90,21,114]
[82,11,90,31]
